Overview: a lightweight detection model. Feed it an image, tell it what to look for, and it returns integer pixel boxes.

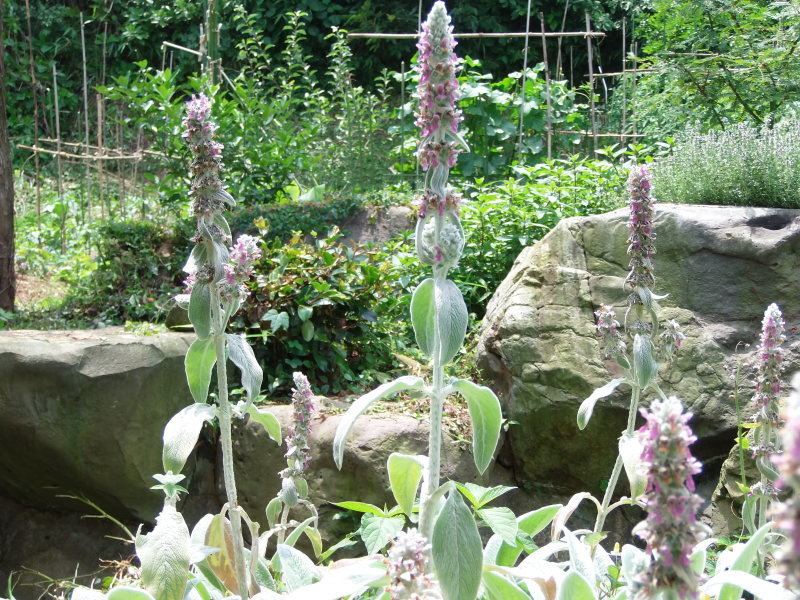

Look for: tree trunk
[0,1,16,312]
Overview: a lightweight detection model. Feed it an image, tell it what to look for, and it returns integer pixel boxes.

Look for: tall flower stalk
[772,373,800,591]
[181,94,263,600]
[632,396,707,600]
[749,303,786,530]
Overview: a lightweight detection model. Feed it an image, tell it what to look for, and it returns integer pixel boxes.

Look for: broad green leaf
[301,320,315,342]
[331,501,387,516]
[716,522,773,600]
[455,483,516,509]
[451,379,502,474]
[633,334,658,389]
[136,504,191,600]
[432,492,483,600]
[360,514,404,555]
[284,562,387,600]
[563,528,596,587]
[275,545,318,592]
[494,504,562,567]
[556,571,595,600]
[620,544,647,586]
[618,432,646,500]
[411,278,468,365]
[189,282,212,340]
[247,405,282,445]
[333,376,425,469]
[741,496,757,536]
[162,403,216,473]
[284,516,317,549]
[477,507,519,546]
[304,526,323,559]
[482,571,530,600]
[106,588,157,600]
[185,337,217,404]
[577,378,626,430]
[266,497,282,528]
[703,570,796,600]
[226,334,262,406]
[387,453,425,519]
[297,306,313,322]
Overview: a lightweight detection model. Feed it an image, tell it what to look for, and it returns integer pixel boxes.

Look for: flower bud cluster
[595,305,626,359]
[750,303,785,463]
[219,234,263,303]
[384,529,440,600]
[633,396,707,600]
[772,373,800,590]
[282,372,316,478]
[625,165,656,296]
[415,1,463,172]
[182,94,228,218]
[416,189,461,219]
[658,319,686,361]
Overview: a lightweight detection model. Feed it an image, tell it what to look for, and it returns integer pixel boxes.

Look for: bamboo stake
[540,13,553,160]
[400,60,405,175]
[555,0,571,79]
[116,102,125,218]
[621,17,627,145]
[53,64,65,254]
[585,12,598,155]
[517,0,532,160]
[96,93,105,219]
[23,0,41,238]
[80,11,92,222]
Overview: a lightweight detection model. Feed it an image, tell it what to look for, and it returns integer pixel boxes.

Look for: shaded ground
[15,274,67,308]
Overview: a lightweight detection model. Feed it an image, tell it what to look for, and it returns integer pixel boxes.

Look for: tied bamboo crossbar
[347,31,606,40]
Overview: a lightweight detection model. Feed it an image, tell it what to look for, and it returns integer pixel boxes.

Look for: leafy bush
[653,122,800,208]
[234,229,405,395]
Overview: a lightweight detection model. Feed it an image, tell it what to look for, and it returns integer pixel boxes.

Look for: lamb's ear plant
[578,165,686,534]
[333,3,503,599]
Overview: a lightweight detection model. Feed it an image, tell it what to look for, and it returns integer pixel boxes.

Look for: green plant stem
[733,359,747,490]
[278,504,290,545]
[594,384,641,533]
[212,291,249,600]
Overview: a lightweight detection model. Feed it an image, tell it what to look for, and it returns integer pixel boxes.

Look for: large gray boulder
[0,329,195,521]
[476,205,800,502]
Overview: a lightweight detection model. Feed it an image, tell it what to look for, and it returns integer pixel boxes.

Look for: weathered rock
[0,328,195,521]
[340,205,414,246]
[476,205,800,508]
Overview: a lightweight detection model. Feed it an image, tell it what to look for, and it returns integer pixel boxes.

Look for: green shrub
[653,122,800,208]
[234,228,405,395]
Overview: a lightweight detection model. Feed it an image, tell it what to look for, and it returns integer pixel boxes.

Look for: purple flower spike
[283,372,317,477]
[384,529,440,600]
[772,373,800,591]
[183,94,229,219]
[415,1,463,174]
[633,396,707,600]
[625,165,656,294]
[595,305,626,359]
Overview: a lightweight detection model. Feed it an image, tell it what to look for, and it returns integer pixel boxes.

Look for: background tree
[0,0,15,312]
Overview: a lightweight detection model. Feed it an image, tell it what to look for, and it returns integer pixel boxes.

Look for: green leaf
[360,514,404,555]
[301,320,315,342]
[703,570,796,600]
[556,571,596,600]
[266,497,282,528]
[106,588,157,600]
[185,337,217,404]
[284,516,317,549]
[162,403,216,473]
[563,528,596,587]
[226,334,262,406]
[247,405,282,445]
[72,588,108,600]
[432,492,483,600]
[477,507,519,546]
[136,504,191,600]
[741,496,757,536]
[283,563,387,600]
[717,522,773,600]
[450,379,502,474]
[203,514,240,595]
[387,453,425,520]
[297,306,313,322]
[494,504,562,567]
[482,571,530,600]
[333,376,426,469]
[189,282,212,340]
[577,378,626,430]
[411,278,468,365]
[455,483,516,509]
[633,335,658,389]
[275,545,318,592]
[331,501,388,516]
[618,432,646,500]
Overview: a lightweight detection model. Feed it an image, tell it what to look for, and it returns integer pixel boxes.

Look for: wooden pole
[400,60,405,175]
[621,17,627,146]
[517,0,532,160]
[117,102,125,218]
[53,64,66,254]
[585,12,598,155]
[540,13,553,160]
[0,0,16,311]
[23,0,41,238]
[80,11,92,221]
[96,93,105,219]
[631,17,637,137]
[555,0,571,79]
[347,31,606,40]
